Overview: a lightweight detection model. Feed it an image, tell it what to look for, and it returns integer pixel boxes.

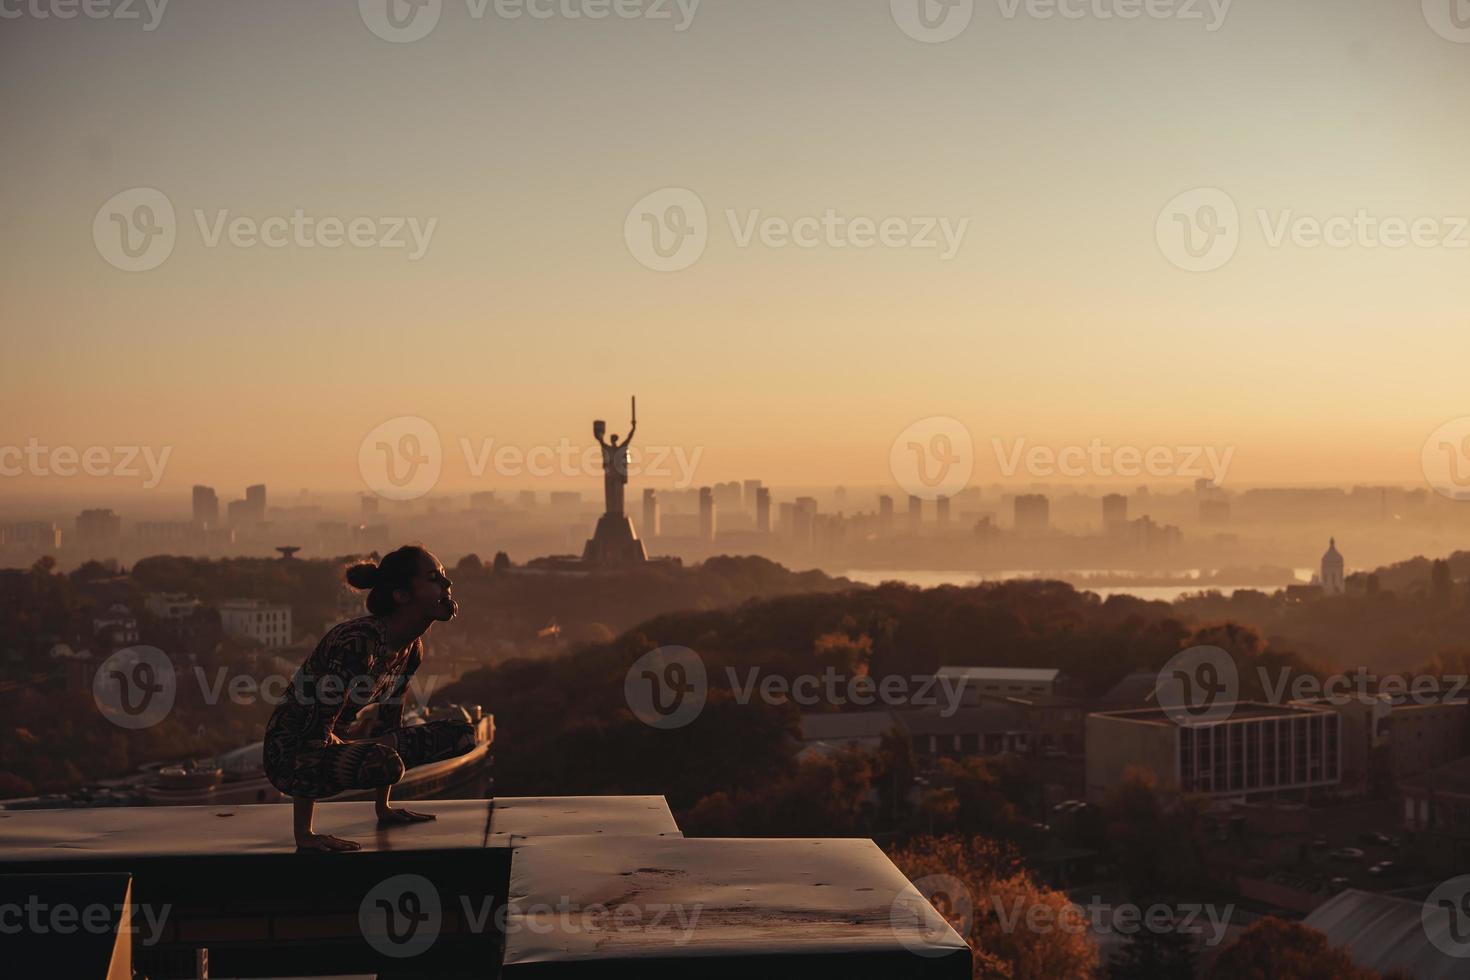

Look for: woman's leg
[293,795,361,851]
[388,719,478,771]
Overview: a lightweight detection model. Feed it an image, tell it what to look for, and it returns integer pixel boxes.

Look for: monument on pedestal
[583,397,648,566]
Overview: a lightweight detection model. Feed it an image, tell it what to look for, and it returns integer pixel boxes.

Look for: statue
[582,396,648,566]
[593,397,637,517]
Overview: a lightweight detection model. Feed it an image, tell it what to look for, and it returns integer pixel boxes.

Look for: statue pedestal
[582,514,648,566]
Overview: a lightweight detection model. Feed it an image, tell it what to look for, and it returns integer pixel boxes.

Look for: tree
[1208,917,1380,980]
[1107,922,1197,980]
[1102,768,1206,898]
[889,835,1100,980]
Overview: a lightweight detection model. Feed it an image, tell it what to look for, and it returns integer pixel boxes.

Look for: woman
[263,545,477,852]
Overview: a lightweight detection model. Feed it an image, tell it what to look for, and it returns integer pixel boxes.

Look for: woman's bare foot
[376,806,437,827]
[295,832,362,852]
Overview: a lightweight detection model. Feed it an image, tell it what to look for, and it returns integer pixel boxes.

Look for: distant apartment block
[1102,493,1128,530]
[192,485,220,527]
[218,599,293,648]
[755,487,771,533]
[742,480,763,514]
[937,666,1059,701]
[1013,494,1049,532]
[698,487,716,542]
[0,521,61,551]
[76,509,122,543]
[1294,692,1469,795]
[1086,702,1341,802]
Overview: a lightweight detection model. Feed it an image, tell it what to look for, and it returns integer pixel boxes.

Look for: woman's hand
[295,831,362,852]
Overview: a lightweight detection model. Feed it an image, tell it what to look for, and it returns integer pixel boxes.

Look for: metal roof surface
[502,835,971,978]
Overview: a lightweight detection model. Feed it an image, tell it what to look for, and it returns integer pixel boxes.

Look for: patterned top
[265,615,422,749]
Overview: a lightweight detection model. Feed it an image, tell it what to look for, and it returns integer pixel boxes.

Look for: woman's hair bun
[346,561,381,590]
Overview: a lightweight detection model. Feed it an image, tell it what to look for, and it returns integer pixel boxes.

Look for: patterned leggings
[265,720,478,800]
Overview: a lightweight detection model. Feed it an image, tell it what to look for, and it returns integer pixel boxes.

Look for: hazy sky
[3,0,1469,500]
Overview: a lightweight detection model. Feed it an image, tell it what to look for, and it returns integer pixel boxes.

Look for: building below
[217,599,292,648]
[1086,702,1342,802]
[0,796,971,979]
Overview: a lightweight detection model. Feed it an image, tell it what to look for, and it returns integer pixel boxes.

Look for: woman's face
[397,553,457,622]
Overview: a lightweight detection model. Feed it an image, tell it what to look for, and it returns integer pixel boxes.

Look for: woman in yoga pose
[263,545,476,851]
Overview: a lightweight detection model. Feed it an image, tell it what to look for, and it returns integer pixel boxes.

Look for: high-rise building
[469,491,495,511]
[755,487,772,534]
[793,497,817,550]
[699,487,717,542]
[76,509,122,543]
[878,495,894,535]
[1013,494,1050,532]
[1102,493,1128,531]
[643,488,661,538]
[714,481,743,516]
[778,501,795,538]
[908,495,922,534]
[192,485,219,528]
[936,495,951,526]
[246,484,267,522]
[743,480,763,514]
[362,495,380,516]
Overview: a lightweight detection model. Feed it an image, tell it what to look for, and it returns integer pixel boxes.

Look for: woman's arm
[300,622,379,744]
[370,640,422,736]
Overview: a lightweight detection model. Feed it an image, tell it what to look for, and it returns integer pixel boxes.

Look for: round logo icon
[1155,645,1238,725]
[93,645,176,730]
[1423,417,1470,500]
[1424,875,1470,957]
[359,416,442,501]
[890,416,974,502]
[359,0,442,42]
[1156,187,1239,273]
[891,0,975,43]
[625,188,708,273]
[1424,0,1470,43]
[892,873,973,956]
[624,646,707,730]
[360,874,442,958]
[93,188,176,273]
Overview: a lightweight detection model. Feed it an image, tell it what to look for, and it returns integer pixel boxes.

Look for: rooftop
[0,796,969,978]
[1305,888,1465,980]
[936,666,1059,684]
[1089,701,1337,727]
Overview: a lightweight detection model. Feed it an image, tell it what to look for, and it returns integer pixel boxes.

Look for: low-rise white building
[218,599,293,648]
